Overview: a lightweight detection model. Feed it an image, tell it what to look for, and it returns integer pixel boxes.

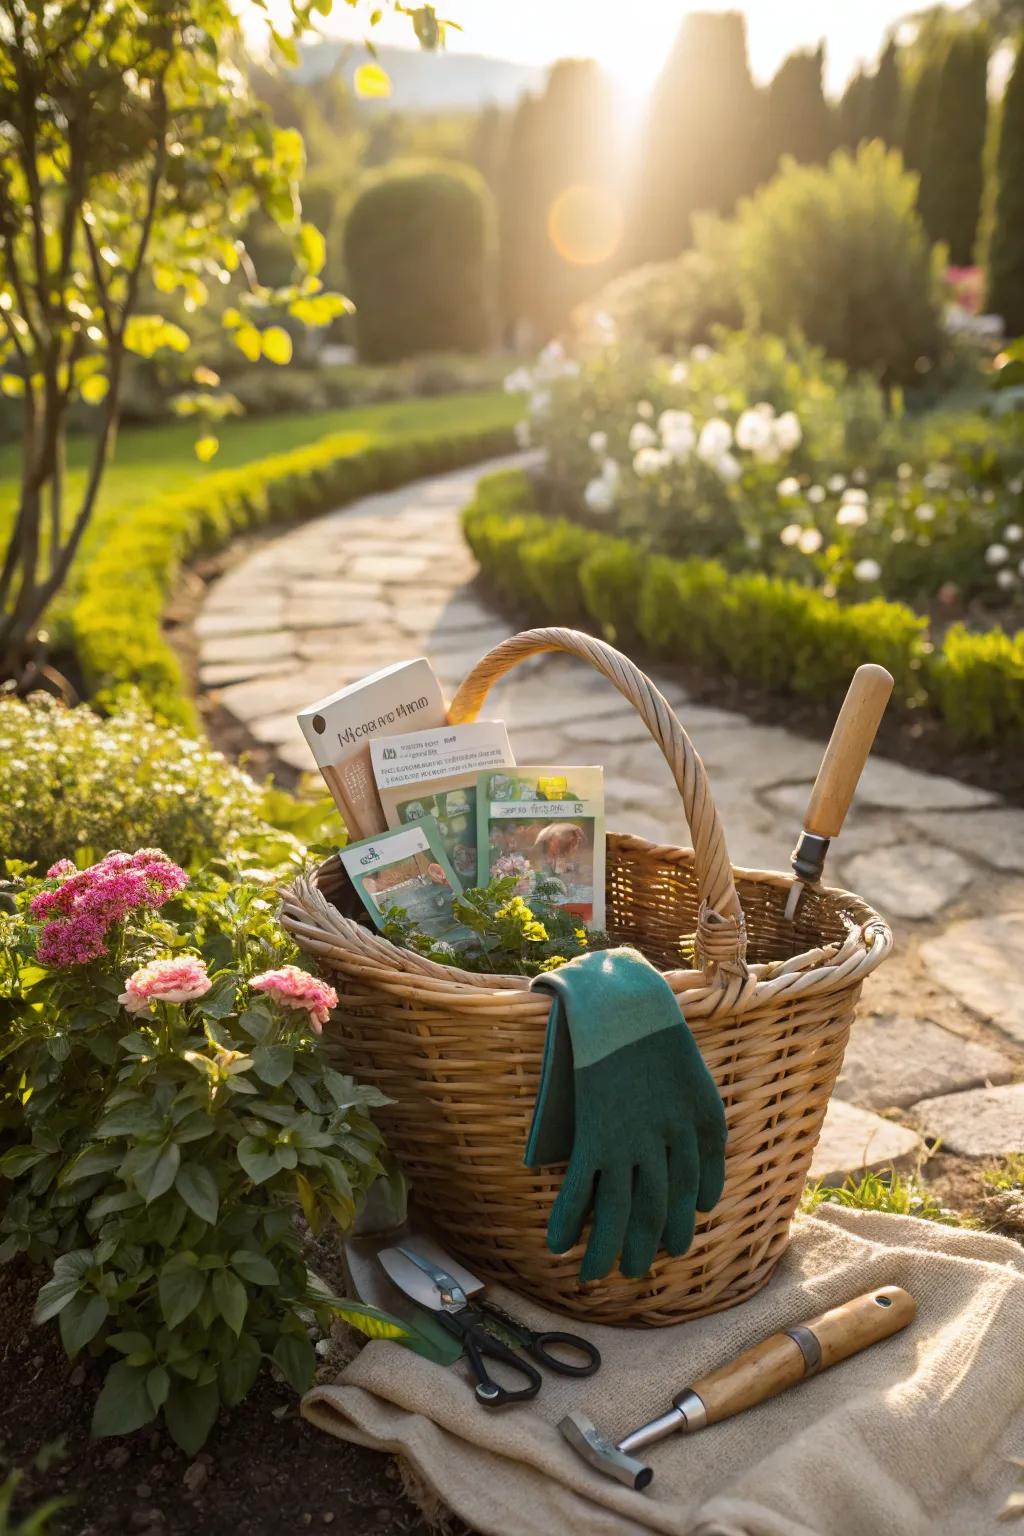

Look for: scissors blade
[395,1247,470,1312]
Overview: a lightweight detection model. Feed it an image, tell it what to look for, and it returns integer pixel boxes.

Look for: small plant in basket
[381,873,609,976]
[0,852,405,1453]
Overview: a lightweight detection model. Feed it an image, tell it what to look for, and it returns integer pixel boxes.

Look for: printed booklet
[475,766,605,928]
[338,818,471,946]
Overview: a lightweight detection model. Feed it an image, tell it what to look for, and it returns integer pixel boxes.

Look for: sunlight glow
[547,185,624,267]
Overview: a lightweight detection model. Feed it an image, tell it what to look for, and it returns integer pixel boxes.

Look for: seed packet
[476,767,605,928]
[338,817,471,945]
[371,721,515,883]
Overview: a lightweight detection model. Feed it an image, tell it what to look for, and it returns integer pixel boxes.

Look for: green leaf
[159,1259,205,1330]
[34,1272,84,1324]
[140,1142,180,1205]
[97,1101,161,1138]
[230,1249,278,1286]
[219,1333,262,1407]
[107,1331,153,1358]
[92,1361,158,1438]
[60,1144,123,1185]
[197,975,237,1019]
[164,1379,220,1456]
[252,1045,294,1086]
[59,1292,109,1356]
[0,1145,45,1178]
[237,1137,279,1185]
[212,1270,248,1336]
[146,1364,170,1410]
[175,1164,219,1225]
[238,1004,274,1043]
[272,1331,316,1394]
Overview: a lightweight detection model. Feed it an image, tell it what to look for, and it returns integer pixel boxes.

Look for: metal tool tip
[783,880,802,923]
[558,1413,652,1492]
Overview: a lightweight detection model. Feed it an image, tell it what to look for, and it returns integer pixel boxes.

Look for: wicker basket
[280,628,892,1326]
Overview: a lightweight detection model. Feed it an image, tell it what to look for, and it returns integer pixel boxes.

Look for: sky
[305,0,976,95]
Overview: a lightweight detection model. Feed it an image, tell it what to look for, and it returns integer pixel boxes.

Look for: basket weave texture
[281,628,892,1326]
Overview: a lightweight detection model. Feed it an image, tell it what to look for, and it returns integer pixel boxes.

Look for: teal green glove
[525,947,726,1283]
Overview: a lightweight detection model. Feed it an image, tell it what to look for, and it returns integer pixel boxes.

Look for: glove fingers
[621,1157,668,1279]
[547,1148,596,1256]
[696,1097,729,1212]
[580,1164,631,1283]
[663,1134,699,1258]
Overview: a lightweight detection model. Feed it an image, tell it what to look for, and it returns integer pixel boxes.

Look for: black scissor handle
[464,1322,542,1408]
[526,1329,601,1378]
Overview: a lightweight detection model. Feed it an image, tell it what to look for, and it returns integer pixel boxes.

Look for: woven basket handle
[447,627,746,967]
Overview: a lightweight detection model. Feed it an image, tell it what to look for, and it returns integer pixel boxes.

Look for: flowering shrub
[0,854,389,1452]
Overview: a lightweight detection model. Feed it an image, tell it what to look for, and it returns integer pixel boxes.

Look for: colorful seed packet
[475,766,605,928]
[338,816,471,946]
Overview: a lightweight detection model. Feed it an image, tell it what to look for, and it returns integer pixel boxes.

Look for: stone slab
[282,598,392,631]
[836,1014,1014,1109]
[200,631,297,666]
[808,1099,922,1185]
[915,1083,1024,1157]
[850,756,995,812]
[920,913,1024,1044]
[199,658,298,689]
[842,843,976,921]
[348,555,431,581]
[910,807,1024,875]
[194,608,285,638]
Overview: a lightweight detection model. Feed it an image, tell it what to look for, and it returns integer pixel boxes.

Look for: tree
[838,69,874,149]
[629,12,763,264]
[766,46,834,168]
[0,0,435,687]
[866,38,903,146]
[988,34,1024,331]
[344,160,495,360]
[918,27,990,262]
[902,55,942,175]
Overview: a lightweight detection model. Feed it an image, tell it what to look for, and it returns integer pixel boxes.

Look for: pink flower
[493,853,535,896]
[32,849,188,969]
[37,914,108,968]
[119,955,212,1014]
[250,965,338,1034]
[46,859,77,879]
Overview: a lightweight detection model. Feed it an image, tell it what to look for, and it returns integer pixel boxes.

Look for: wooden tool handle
[803,665,894,840]
[687,1286,915,1426]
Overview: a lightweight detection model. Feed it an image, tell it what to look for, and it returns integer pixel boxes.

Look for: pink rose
[250,965,338,1034]
[119,955,212,1014]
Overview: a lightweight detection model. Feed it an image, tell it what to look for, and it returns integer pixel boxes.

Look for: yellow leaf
[295,1172,320,1232]
[332,1304,409,1343]
[192,365,220,387]
[1,374,25,397]
[80,374,109,405]
[194,435,219,462]
[298,222,326,276]
[261,326,293,366]
[232,324,262,363]
[354,62,391,99]
[123,315,189,357]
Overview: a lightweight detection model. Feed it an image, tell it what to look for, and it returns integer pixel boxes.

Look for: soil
[0,1260,443,1536]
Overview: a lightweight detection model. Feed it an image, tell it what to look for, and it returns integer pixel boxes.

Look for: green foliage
[988,36,1024,333]
[918,27,990,263]
[0,1470,69,1536]
[733,142,946,384]
[464,468,1024,745]
[867,38,903,148]
[902,56,942,177]
[0,864,389,1452]
[344,160,495,362]
[381,875,606,976]
[629,12,763,264]
[69,405,517,725]
[801,1169,965,1225]
[766,46,833,168]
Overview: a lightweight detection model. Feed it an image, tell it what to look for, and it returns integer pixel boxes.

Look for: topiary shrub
[733,141,946,384]
[344,159,496,362]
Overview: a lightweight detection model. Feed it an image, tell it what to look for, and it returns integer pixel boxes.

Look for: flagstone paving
[198,457,1024,1186]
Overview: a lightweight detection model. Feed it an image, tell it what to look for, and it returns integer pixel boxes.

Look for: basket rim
[278,831,893,1019]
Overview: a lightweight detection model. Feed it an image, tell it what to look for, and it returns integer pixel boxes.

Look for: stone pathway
[198,458,1024,1181]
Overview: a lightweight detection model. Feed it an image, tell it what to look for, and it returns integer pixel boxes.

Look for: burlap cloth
[302,1206,1024,1535]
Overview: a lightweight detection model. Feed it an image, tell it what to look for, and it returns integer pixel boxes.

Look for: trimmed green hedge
[73,419,516,728]
[463,469,1024,744]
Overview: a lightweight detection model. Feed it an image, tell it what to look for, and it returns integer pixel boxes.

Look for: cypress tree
[496,92,544,344]
[838,68,874,148]
[629,11,762,263]
[766,45,834,167]
[867,38,902,145]
[919,27,990,262]
[902,55,942,175]
[988,34,1024,332]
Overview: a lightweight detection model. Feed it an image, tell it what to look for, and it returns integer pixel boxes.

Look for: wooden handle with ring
[680,1285,915,1426]
[803,664,894,841]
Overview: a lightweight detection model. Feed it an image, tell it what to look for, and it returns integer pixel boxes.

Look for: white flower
[1005,523,1022,542]
[696,418,732,462]
[754,438,782,466]
[690,344,712,362]
[628,421,657,451]
[840,487,869,506]
[529,388,551,418]
[503,367,532,394]
[536,340,565,376]
[774,411,802,452]
[777,476,801,498]
[633,446,669,477]
[986,543,1010,565]
[852,467,868,485]
[658,408,693,437]
[827,474,846,494]
[588,430,607,454]
[780,523,803,547]
[584,477,615,514]
[996,568,1016,590]
[735,408,774,453]
[714,451,742,483]
[798,527,823,554]
[914,503,936,523]
[836,503,868,528]
[1010,476,1023,495]
[897,462,913,480]
[713,392,730,411]
[807,484,826,505]
[514,420,531,448]
[636,399,654,419]
[853,558,882,582]
[600,457,621,487]
[669,361,689,385]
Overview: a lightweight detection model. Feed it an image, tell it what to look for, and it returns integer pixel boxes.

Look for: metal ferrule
[618,1389,708,1454]
[790,830,831,885]
[785,1325,823,1377]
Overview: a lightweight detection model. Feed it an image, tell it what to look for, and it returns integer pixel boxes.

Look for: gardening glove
[525,947,727,1283]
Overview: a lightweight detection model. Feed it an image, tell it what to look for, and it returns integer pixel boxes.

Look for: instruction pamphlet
[476,766,605,928]
[338,818,472,945]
